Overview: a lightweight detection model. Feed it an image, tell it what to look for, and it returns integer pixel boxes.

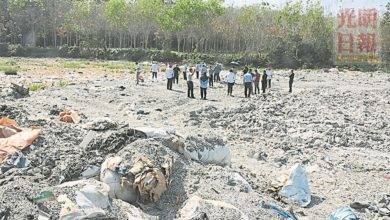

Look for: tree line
[0,0,388,69]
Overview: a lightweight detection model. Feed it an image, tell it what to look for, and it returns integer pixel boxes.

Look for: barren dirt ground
[0,58,389,219]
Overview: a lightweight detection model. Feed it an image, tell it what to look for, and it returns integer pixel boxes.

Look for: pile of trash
[0,117,40,164]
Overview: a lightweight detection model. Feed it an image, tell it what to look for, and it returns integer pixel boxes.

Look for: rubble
[1,83,29,99]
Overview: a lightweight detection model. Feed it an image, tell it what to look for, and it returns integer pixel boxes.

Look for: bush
[29,82,45,91]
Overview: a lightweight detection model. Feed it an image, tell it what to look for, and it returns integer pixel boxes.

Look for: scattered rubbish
[32,191,55,203]
[261,201,298,220]
[178,195,249,220]
[80,165,100,179]
[227,172,252,193]
[84,117,117,131]
[0,117,41,163]
[329,206,358,220]
[59,110,80,123]
[277,163,311,207]
[100,154,173,203]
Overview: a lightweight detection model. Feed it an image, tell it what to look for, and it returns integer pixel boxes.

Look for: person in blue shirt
[199,73,209,100]
[243,70,253,98]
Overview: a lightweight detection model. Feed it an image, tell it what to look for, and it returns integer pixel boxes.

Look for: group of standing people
[137,61,295,100]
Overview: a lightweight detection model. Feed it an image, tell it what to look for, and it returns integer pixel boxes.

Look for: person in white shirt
[226,69,236,96]
[151,61,159,82]
[266,67,273,89]
[243,70,253,98]
[186,68,195,98]
[166,64,174,90]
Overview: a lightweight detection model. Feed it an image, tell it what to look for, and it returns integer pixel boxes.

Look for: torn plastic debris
[181,135,231,166]
[278,163,311,207]
[329,206,358,220]
[261,201,297,220]
[177,195,249,220]
[57,179,110,220]
[100,155,173,203]
[0,117,41,163]
[59,110,81,123]
[80,165,100,179]
[135,127,176,138]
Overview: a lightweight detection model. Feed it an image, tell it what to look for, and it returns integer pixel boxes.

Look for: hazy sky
[224,0,388,15]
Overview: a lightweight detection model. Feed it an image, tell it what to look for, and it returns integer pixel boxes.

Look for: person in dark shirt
[173,65,180,84]
[253,69,260,94]
[261,69,267,93]
[289,69,295,93]
[208,65,214,87]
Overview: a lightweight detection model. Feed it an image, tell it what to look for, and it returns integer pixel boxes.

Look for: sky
[224,0,388,15]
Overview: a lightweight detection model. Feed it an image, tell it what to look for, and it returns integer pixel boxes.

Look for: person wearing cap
[199,73,209,100]
[289,69,295,93]
[243,70,253,98]
[226,69,236,96]
[187,67,195,98]
[166,64,174,90]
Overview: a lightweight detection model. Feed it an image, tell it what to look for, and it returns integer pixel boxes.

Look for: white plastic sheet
[279,163,311,207]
